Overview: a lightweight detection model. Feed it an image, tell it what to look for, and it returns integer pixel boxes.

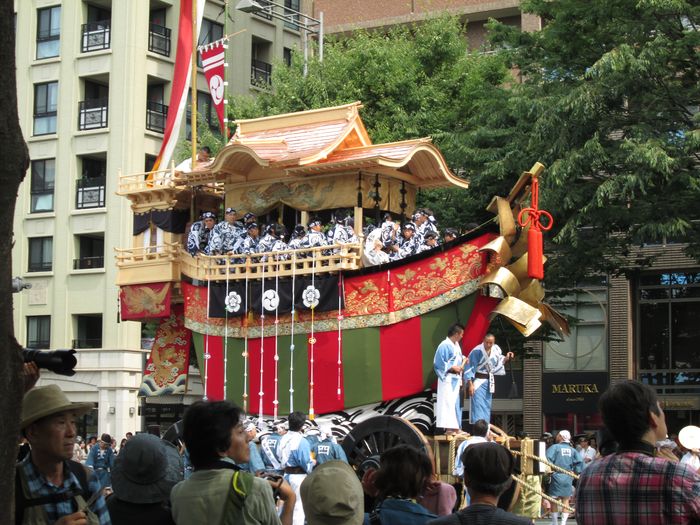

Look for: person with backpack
[169,400,296,525]
[16,384,111,524]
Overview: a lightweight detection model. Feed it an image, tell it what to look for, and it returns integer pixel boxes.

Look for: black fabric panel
[296,275,343,313]
[250,279,294,315]
[132,209,190,236]
[208,281,248,318]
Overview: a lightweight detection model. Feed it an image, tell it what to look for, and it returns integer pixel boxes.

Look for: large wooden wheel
[341,415,434,477]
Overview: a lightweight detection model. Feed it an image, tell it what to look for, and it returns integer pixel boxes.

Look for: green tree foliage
[455,0,700,285]
[229,16,509,219]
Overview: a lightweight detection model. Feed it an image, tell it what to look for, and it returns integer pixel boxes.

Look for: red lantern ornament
[517,172,553,280]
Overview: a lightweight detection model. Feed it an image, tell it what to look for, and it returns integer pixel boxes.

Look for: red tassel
[527,227,544,279]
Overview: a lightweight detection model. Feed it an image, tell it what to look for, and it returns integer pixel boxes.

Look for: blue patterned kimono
[463,343,506,424]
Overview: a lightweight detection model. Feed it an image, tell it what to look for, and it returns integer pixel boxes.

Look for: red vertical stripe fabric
[152,0,205,171]
[308,330,345,415]
[380,316,423,400]
[247,336,280,416]
[461,295,499,355]
[204,335,224,401]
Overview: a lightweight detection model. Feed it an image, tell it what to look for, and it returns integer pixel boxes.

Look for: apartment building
[12,0,307,440]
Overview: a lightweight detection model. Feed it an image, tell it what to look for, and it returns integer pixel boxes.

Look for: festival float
[115,101,567,491]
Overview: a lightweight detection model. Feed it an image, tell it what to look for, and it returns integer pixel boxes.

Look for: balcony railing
[179,243,362,282]
[255,0,273,20]
[72,338,102,349]
[251,59,272,86]
[283,1,300,31]
[146,101,168,133]
[76,177,106,209]
[149,23,171,57]
[73,256,105,270]
[28,261,52,272]
[78,98,108,130]
[81,20,111,52]
[27,341,50,350]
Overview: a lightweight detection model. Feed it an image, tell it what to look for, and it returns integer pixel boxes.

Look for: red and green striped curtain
[193,292,497,415]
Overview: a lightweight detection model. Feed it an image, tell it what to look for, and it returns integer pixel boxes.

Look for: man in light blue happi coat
[464,334,514,424]
[433,323,465,435]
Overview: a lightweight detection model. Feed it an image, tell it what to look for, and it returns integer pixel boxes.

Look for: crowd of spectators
[15,378,700,524]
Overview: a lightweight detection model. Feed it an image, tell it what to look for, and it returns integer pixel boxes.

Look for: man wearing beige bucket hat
[16,384,111,524]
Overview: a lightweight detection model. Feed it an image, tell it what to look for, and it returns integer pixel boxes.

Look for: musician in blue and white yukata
[207,207,241,255]
[433,323,465,436]
[186,211,216,255]
[304,219,328,250]
[463,333,514,425]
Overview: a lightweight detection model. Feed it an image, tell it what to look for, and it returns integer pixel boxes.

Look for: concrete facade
[13,0,305,440]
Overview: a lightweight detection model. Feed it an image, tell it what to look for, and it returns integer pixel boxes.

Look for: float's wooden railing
[179,243,362,281]
[117,166,184,194]
[115,243,181,265]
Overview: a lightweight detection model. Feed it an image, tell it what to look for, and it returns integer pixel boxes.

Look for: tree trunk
[0,0,31,522]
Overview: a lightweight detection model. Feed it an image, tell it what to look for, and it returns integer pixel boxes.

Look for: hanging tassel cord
[517,174,553,280]
[273,262,280,418]
[242,257,250,413]
[289,252,297,412]
[259,261,266,422]
[308,251,317,420]
[336,275,343,399]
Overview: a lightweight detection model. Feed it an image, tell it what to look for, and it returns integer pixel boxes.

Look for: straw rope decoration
[289,251,297,412]
[259,259,266,422]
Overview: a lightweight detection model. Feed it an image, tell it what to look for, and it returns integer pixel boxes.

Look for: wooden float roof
[192,102,469,190]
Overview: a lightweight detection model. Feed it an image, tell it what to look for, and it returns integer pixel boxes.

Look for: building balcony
[78,98,108,131]
[149,23,171,57]
[146,101,168,133]
[73,256,105,270]
[72,338,103,349]
[251,59,272,86]
[76,177,106,209]
[254,0,273,20]
[81,21,111,52]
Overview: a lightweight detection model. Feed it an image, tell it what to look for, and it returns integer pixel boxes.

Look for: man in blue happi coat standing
[464,334,514,425]
[433,324,466,435]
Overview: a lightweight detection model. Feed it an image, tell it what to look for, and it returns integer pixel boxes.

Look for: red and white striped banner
[152,0,205,172]
[200,39,228,135]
